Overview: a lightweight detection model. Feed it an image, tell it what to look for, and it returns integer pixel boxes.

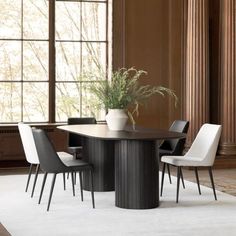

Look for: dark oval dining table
[58,124,185,209]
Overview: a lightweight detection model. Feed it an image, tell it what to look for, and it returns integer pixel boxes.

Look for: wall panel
[113,0,183,129]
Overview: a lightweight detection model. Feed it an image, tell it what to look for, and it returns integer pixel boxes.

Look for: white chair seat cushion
[29,160,40,165]
[57,152,73,161]
[161,155,208,167]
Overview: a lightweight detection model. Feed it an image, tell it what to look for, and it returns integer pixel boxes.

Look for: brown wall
[0,125,68,167]
[113,0,183,129]
[113,0,236,167]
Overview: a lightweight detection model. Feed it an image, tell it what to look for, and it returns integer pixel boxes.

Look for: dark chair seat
[67,146,82,153]
[67,146,83,159]
[159,149,174,156]
[62,158,92,170]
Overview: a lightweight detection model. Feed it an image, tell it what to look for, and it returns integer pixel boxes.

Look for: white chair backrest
[185,124,222,166]
[18,123,39,165]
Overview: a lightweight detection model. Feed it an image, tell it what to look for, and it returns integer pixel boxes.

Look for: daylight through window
[0,0,112,123]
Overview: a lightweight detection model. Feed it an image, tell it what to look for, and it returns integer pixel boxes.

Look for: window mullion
[49,0,56,123]
[21,0,24,121]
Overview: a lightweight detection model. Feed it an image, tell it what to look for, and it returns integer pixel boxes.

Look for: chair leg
[25,164,33,192]
[67,172,69,179]
[176,166,181,203]
[90,170,95,208]
[74,172,77,185]
[194,167,201,195]
[160,163,166,197]
[47,173,57,211]
[167,164,172,184]
[71,172,75,196]
[31,164,40,198]
[79,172,84,201]
[63,173,66,190]
[38,172,48,204]
[208,167,217,200]
[180,167,185,189]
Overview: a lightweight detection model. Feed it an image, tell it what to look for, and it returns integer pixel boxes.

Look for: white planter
[106,109,128,131]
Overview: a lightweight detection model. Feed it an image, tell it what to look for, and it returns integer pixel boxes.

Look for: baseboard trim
[218,144,236,155]
[214,155,236,169]
[0,160,29,168]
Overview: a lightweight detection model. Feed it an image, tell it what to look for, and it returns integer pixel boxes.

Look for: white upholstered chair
[18,123,73,198]
[161,123,222,203]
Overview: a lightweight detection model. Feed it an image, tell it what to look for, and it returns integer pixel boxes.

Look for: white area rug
[0,173,236,236]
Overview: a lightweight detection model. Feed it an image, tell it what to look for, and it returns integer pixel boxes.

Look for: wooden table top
[58,124,185,141]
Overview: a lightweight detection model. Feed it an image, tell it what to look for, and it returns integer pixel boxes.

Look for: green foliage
[90,67,178,124]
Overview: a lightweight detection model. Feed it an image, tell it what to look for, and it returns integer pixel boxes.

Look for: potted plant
[90,67,178,130]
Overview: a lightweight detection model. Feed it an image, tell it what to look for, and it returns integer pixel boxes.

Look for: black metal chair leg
[47,173,57,211]
[160,163,166,197]
[63,173,66,190]
[194,167,201,195]
[38,172,48,204]
[90,170,95,208]
[67,172,69,179]
[74,172,77,185]
[167,164,172,184]
[25,164,33,192]
[176,167,181,203]
[180,167,185,189]
[31,164,40,198]
[208,167,217,200]
[79,172,83,201]
[71,172,75,196]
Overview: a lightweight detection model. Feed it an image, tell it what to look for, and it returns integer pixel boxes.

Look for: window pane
[56,82,80,121]
[0,41,21,81]
[23,0,48,39]
[23,41,48,81]
[0,0,21,39]
[23,82,48,122]
[82,3,106,41]
[81,82,106,120]
[56,42,81,81]
[82,42,106,80]
[56,1,81,40]
[0,82,21,122]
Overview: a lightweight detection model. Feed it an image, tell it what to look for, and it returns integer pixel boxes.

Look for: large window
[0,0,112,123]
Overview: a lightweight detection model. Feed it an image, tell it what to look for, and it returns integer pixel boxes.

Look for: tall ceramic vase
[106,109,128,131]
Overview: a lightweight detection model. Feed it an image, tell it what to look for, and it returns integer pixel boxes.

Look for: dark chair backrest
[159,120,189,155]
[68,117,97,147]
[32,129,68,173]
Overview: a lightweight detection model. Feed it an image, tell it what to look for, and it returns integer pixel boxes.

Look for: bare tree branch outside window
[0,0,111,123]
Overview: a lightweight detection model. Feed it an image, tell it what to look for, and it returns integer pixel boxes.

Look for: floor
[0,166,236,236]
[1,172,236,236]
[173,167,236,197]
[1,166,236,196]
